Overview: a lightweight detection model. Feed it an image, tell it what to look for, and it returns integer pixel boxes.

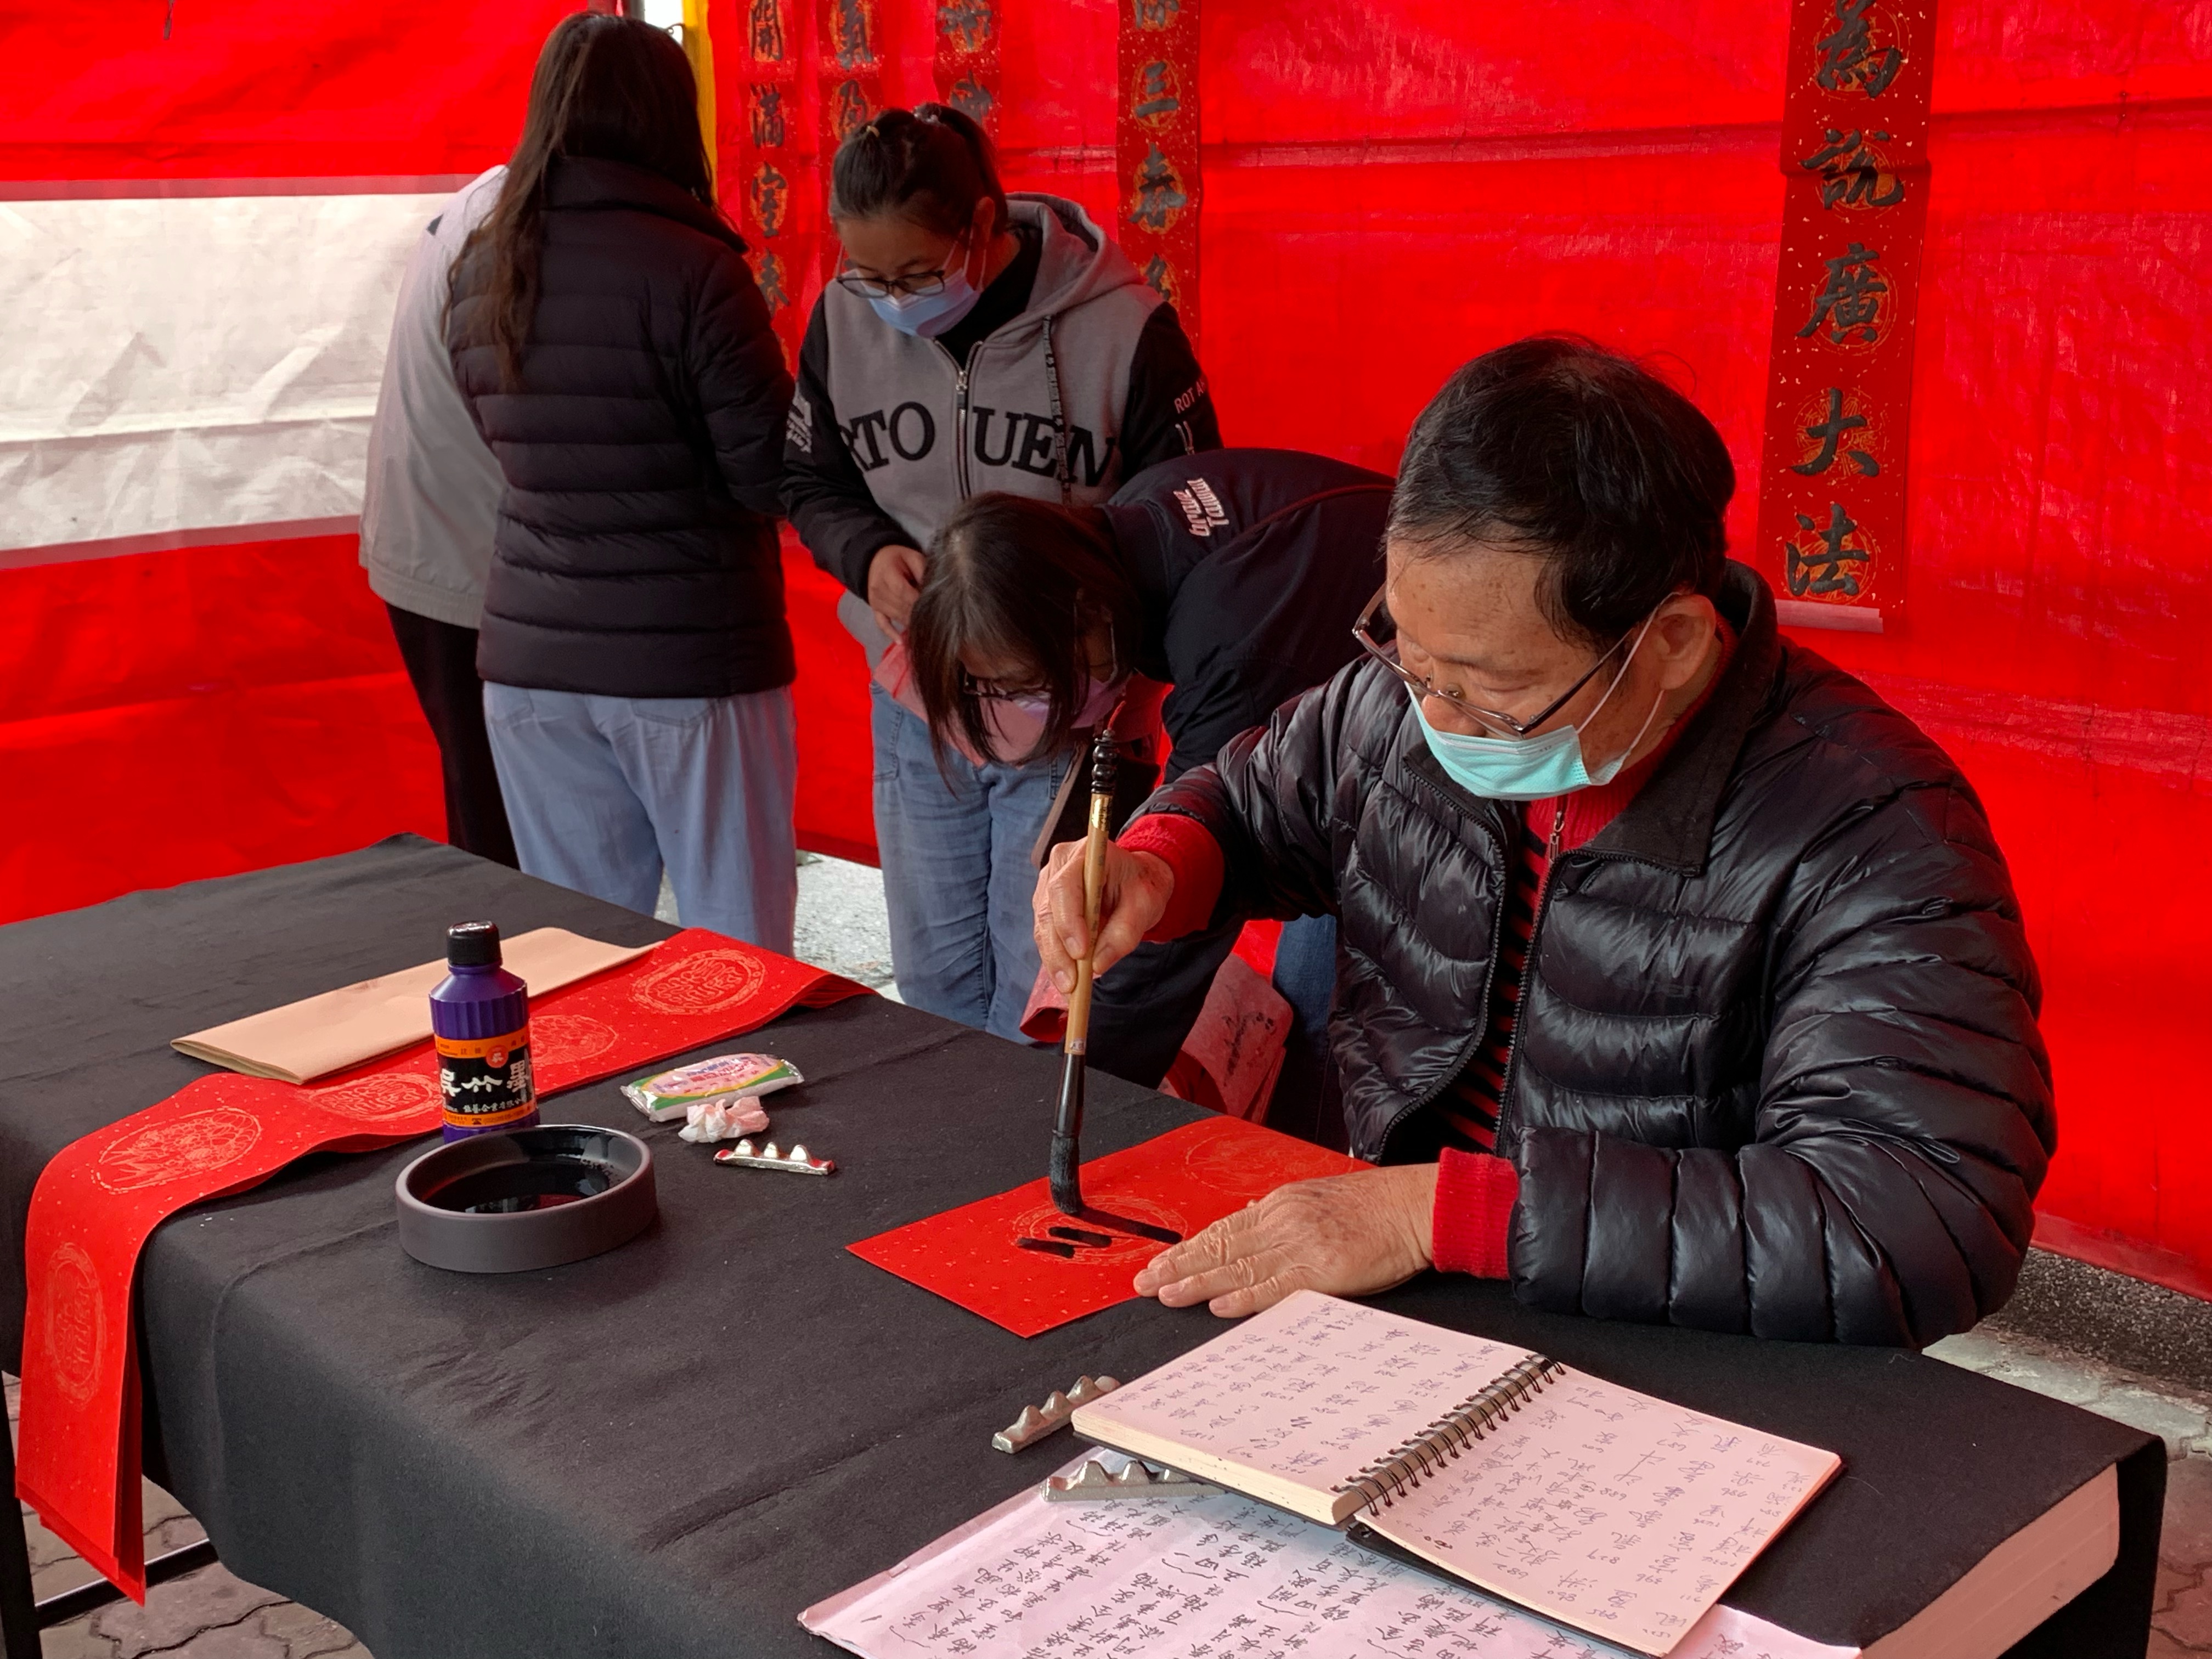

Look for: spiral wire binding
[1331,1354,1563,1513]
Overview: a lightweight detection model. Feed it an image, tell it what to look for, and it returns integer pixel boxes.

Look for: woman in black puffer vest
[447,14,797,949]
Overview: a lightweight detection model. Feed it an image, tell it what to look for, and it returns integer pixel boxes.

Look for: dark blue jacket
[1105,448,1392,780]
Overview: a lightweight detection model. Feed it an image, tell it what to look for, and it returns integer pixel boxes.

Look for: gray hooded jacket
[360,167,506,628]
[783,193,1219,601]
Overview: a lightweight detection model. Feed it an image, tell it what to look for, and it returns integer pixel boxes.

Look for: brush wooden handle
[1062,792,1112,1053]
[1062,726,1120,1057]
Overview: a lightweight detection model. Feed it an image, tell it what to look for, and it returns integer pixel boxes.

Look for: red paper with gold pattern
[15,929,867,1602]
[1753,0,1936,633]
[847,1116,1361,1337]
[1116,0,1199,339]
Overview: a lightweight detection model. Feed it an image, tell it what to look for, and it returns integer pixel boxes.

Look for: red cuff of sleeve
[1431,1149,1519,1279]
[1115,812,1227,941]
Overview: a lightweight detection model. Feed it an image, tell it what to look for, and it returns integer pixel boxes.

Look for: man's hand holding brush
[1034,840,1177,993]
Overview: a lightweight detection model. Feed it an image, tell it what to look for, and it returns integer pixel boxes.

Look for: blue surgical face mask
[865,241,983,339]
[1408,612,1664,802]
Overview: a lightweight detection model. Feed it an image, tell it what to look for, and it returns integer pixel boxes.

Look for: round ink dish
[396,1124,656,1273]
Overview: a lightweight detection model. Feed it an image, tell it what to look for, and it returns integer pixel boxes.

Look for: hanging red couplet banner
[817,0,883,280]
[1753,0,1937,633]
[15,929,868,1603]
[715,0,815,370]
[1116,0,1200,341]
[934,0,1000,129]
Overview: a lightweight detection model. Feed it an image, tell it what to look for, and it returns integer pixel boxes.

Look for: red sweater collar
[1544,618,1737,854]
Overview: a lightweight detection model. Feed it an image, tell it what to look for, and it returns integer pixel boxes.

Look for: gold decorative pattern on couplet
[630,947,770,1017]
[93,1104,264,1194]
[302,1071,442,1125]
[44,1240,104,1406]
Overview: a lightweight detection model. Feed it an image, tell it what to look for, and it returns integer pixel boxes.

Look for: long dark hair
[909,494,1143,765]
[830,103,1007,238]
[456,14,716,389]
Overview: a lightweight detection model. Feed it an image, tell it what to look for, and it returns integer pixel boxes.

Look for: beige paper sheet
[171,929,656,1084]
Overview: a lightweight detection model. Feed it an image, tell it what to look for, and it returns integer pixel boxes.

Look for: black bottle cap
[447,921,503,967]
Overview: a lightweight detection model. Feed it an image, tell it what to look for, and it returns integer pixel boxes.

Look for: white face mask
[1409,609,1667,802]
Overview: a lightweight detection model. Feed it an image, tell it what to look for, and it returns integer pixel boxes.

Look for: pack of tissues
[622,1053,802,1124]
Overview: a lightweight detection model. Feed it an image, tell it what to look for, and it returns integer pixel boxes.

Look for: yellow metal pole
[682,0,716,188]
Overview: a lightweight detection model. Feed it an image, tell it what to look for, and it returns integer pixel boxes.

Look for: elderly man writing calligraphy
[1036,336,2053,1346]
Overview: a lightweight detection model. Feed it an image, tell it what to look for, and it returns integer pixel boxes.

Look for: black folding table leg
[1,1418,41,1659]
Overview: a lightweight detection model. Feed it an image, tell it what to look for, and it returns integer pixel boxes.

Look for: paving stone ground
[1926,1326,2212,1656]
[14,859,2211,1655]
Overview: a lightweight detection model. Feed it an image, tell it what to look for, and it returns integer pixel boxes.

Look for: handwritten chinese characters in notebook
[802,1460,1859,1659]
[1068,1293,1841,1657]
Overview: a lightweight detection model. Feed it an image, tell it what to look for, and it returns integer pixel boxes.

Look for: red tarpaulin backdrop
[2,0,2208,1295]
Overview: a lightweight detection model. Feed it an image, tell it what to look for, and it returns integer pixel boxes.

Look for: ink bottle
[431,921,536,1142]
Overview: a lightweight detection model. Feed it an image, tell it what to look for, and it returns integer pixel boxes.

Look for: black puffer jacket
[1145,563,2055,1346]
[449,157,793,698]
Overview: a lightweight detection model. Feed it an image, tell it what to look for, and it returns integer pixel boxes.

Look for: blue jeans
[871,684,1065,1041]
[483,683,798,953]
[1267,914,1343,1148]
[1271,913,1338,1057]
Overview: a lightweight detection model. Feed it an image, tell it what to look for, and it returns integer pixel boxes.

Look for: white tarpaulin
[0,190,448,556]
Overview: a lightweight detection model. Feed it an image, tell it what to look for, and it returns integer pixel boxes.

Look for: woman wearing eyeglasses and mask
[783,103,1221,1041]
[904,448,1390,1108]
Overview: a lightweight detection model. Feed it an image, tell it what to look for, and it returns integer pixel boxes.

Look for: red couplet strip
[14,928,868,1601]
[1117,0,1201,338]
[847,1115,1363,1338]
[1752,0,1938,630]
[933,0,1001,135]
[715,0,812,370]
[815,0,883,287]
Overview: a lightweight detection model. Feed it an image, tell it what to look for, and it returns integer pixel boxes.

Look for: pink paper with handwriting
[1078,1292,1840,1656]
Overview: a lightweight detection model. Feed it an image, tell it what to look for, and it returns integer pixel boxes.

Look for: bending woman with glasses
[1034,336,2055,1347]
[902,449,1389,1115]
[783,104,1221,1040]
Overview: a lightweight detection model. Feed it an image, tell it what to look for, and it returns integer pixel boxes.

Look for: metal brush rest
[712,1138,834,1175]
[1045,1457,1218,1502]
[992,1375,1120,1452]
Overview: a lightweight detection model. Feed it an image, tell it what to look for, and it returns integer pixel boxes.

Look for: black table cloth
[0,837,2162,1658]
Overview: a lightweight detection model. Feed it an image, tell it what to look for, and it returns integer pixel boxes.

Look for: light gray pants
[483,683,798,955]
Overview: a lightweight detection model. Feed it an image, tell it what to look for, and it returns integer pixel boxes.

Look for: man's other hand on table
[1132,1165,1438,1316]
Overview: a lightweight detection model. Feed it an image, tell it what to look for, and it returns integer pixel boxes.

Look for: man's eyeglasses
[834,236,970,301]
[1351,584,1631,740]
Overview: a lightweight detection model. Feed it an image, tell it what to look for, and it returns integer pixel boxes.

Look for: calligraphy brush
[1046,721,1182,1247]
[1049,724,1117,1216]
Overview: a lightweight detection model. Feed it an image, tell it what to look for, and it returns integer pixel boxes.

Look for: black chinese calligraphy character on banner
[750,0,786,61]
[1792,387,1880,478]
[1128,146,1189,233]
[1799,128,1904,209]
[1816,0,1903,98]
[1786,503,1874,597]
[749,86,786,148]
[1798,242,1888,345]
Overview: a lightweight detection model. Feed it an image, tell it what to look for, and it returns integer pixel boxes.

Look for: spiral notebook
[1069,1291,1842,1657]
